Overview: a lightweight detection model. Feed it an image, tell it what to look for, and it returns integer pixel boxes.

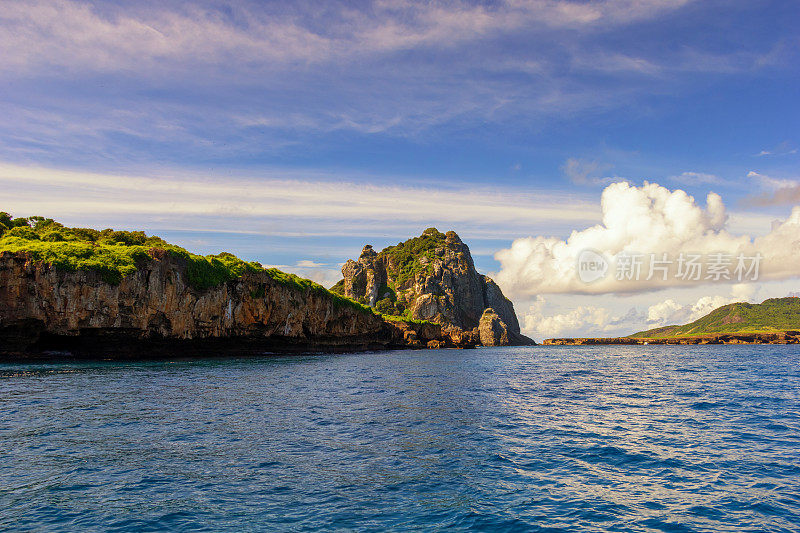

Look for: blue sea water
[1,345,799,532]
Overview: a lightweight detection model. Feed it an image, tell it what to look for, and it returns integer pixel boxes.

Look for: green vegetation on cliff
[630,297,800,338]
[379,227,446,286]
[329,279,346,295]
[0,212,373,314]
[0,214,171,284]
[328,227,449,319]
[380,314,435,326]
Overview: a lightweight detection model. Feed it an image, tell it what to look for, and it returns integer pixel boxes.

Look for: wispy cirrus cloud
[0,162,600,238]
[0,0,701,75]
[743,171,800,207]
[0,2,792,183]
[561,158,617,186]
[669,171,721,185]
[0,0,795,216]
[756,141,797,157]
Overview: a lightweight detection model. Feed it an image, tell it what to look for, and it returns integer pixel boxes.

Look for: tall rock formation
[478,308,510,347]
[331,228,534,345]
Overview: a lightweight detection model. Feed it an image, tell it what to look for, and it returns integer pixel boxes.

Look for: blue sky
[2,0,799,339]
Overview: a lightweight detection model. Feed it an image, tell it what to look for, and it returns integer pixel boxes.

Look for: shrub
[375,297,406,317]
[41,231,66,242]
[71,228,101,242]
[375,298,395,315]
[181,251,261,290]
[100,230,147,246]
[381,313,434,326]
[6,226,40,240]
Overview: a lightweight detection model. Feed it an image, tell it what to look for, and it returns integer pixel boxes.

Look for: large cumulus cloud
[495,181,800,297]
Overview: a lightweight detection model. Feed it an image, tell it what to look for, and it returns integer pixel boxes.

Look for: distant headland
[544,297,800,345]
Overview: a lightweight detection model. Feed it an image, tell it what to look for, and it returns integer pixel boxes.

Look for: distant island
[545,297,800,345]
[0,212,531,360]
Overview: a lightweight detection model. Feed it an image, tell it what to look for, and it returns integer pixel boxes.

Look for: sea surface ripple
[1,345,799,531]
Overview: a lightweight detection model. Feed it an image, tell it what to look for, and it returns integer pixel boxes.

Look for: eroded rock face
[0,250,487,359]
[477,308,536,347]
[341,245,384,307]
[0,251,395,358]
[478,308,510,347]
[483,277,520,333]
[333,229,526,340]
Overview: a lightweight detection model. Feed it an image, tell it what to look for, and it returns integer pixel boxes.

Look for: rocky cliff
[331,228,534,346]
[0,250,477,359]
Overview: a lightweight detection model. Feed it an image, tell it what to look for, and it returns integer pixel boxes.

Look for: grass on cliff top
[629,297,800,338]
[0,212,373,314]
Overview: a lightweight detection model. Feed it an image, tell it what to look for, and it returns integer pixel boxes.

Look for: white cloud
[745,171,800,207]
[731,282,758,301]
[747,170,796,190]
[646,298,682,324]
[264,263,342,288]
[495,181,800,297]
[296,260,326,268]
[523,284,763,339]
[0,0,332,73]
[561,158,616,186]
[294,267,342,288]
[669,171,721,185]
[522,296,613,339]
[571,52,661,74]
[0,161,599,238]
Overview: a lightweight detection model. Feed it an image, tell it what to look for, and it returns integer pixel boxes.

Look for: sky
[1,0,799,340]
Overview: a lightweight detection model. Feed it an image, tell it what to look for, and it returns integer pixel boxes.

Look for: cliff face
[0,250,395,358]
[333,228,532,344]
[0,250,481,359]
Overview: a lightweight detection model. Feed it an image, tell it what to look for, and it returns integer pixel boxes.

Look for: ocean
[1,345,798,531]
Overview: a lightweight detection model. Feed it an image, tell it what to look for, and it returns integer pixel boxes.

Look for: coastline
[543,331,800,345]
[0,250,486,361]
